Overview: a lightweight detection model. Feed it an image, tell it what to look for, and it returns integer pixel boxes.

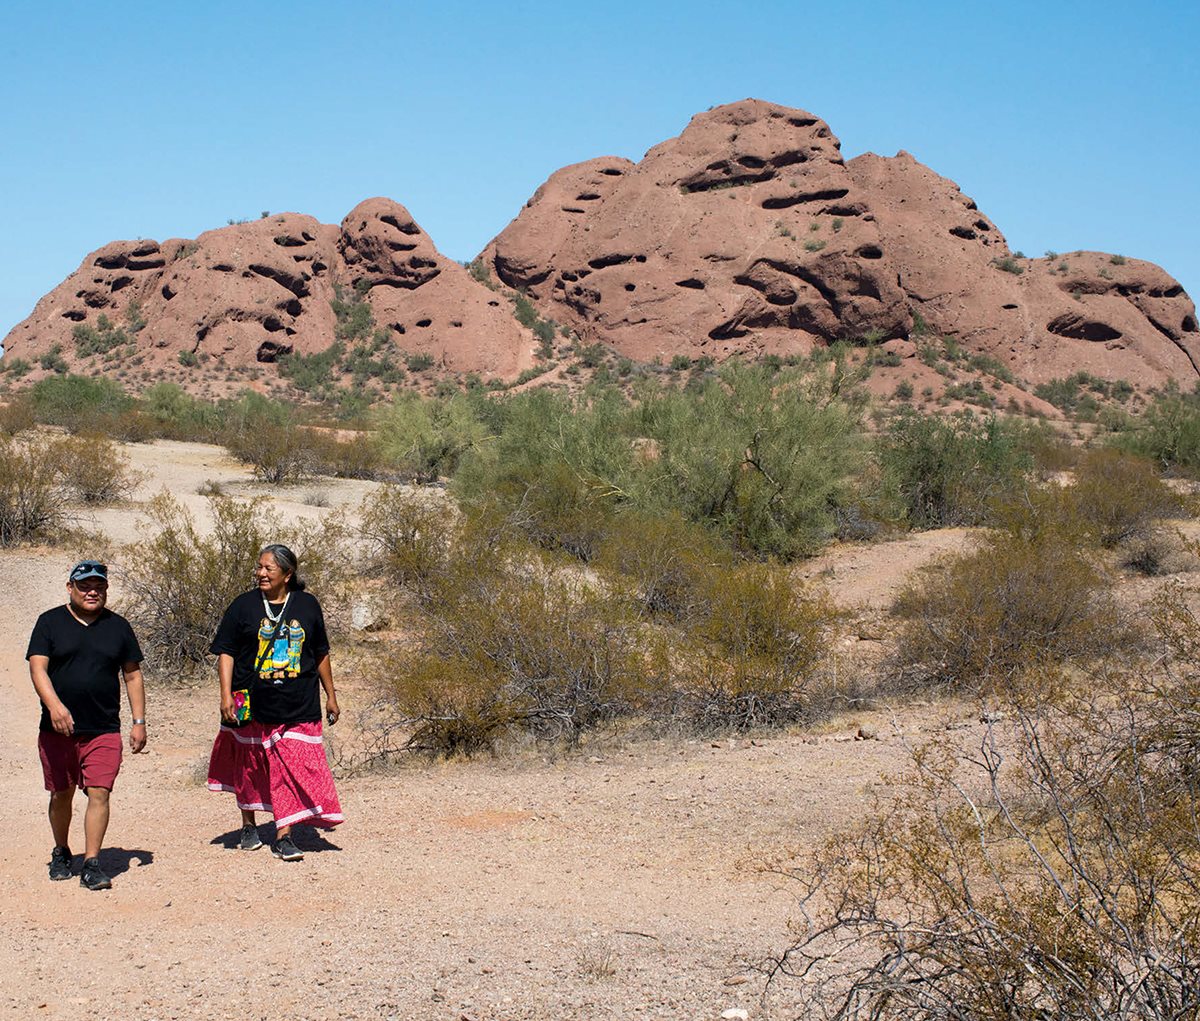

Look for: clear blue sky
[1,0,1196,345]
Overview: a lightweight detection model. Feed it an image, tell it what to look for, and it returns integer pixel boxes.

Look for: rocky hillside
[2,198,537,387]
[4,99,1196,397]
[482,99,1198,390]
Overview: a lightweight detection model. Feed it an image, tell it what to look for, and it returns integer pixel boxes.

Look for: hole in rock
[576,193,601,201]
[736,156,766,169]
[1150,285,1184,298]
[1046,314,1122,342]
[214,264,234,272]
[588,253,633,270]
[599,167,623,176]
[161,284,176,301]
[62,310,86,321]
[950,226,977,240]
[302,231,314,242]
[625,284,636,292]
[263,316,284,333]
[562,207,586,214]
[1184,315,1198,333]
[380,214,420,235]
[675,279,705,289]
[256,340,292,363]
[94,255,127,270]
[1002,303,1019,310]
[973,219,991,231]
[451,321,463,328]
[110,276,134,292]
[280,299,302,317]
[416,319,432,328]
[761,188,849,210]
[273,235,306,248]
[855,245,883,260]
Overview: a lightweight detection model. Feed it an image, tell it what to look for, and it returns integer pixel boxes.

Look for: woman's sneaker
[79,858,112,891]
[271,836,303,861]
[239,824,263,851]
[48,846,72,881]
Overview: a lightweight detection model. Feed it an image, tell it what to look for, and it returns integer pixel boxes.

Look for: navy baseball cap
[69,560,108,583]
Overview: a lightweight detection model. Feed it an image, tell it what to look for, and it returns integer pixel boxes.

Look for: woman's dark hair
[259,543,307,592]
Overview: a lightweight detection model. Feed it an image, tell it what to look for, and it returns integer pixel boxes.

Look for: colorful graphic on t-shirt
[257,618,306,680]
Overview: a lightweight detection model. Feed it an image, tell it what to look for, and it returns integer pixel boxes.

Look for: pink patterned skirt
[207,721,343,829]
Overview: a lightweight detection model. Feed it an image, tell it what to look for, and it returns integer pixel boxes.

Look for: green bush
[877,412,1031,529]
[1110,392,1200,471]
[29,375,133,432]
[56,434,142,504]
[73,314,131,357]
[374,391,488,483]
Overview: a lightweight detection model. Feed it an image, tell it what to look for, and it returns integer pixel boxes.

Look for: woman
[206,544,343,860]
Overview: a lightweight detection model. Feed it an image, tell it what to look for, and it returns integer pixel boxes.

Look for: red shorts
[38,731,123,792]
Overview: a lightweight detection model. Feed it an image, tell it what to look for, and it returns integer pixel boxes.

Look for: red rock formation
[482,99,1198,388]
[4,200,535,386]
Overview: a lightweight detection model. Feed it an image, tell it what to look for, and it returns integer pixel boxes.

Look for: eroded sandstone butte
[3,198,536,383]
[481,99,1198,388]
[6,99,1196,395]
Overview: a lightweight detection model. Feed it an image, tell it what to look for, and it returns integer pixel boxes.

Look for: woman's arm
[316,653,339,724]
[217,653,237,723]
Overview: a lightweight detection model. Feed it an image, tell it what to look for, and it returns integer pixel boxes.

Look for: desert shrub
[1067,447,1183,546]
[28,374,133,432]
[224,419,316,483]
[596,510,733,620]
[877,411,1031,528]
[0,434,74,545]
[374,392,488,483]
[454,387,633,559]
[122,493,353,674]
[395,557,646,753]
[631,363,867,557]
[768,662,1200,1020]
[331,290,374,342]
[0,397,35,435]
[405,352,435,372]
[1111,392,1200,471]
[669,563,837,730]
[139,383,226,441]
[892,531,1132,689]
[56,434,142,504]
[280,343,343,393]
[302,428,385,480]
[72,314,131,357]
[359,485,456,594]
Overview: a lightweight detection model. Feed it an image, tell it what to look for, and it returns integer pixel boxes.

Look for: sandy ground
[0,440,1017,1021]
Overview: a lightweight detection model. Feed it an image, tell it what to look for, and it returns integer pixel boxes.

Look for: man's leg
[82,786,110,861]
[48,787,75,848]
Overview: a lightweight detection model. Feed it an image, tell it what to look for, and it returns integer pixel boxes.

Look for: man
[27,560,146,891]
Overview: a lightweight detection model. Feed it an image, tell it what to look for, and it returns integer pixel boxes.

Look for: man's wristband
[131,718,146,726]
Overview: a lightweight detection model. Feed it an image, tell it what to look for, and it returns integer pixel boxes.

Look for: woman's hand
[220,693,237,724]
[325,693,340,726]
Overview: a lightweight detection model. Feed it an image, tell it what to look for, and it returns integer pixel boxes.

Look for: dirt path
[0,440,979,1021]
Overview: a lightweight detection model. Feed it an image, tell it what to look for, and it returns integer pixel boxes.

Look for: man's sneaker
[239,824,263,851]
[48,846,72,881]
[79,857,112,891]
[271,836,303,861]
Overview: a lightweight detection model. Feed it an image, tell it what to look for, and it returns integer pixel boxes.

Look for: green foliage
[991,255,1024,275]
[374,391,489,483]
[331,289,374,342]
[29,374,133,431]
[73,313,131,357]
[405,352,435,372]
[1110,392,1200,470]
[177,348,198,368]
[280,343,343,393]
[1110,253,1127,265]
[669,354,692,371]
[39,344,68,374]
[1,357,32,379]
[877,412,1032,529]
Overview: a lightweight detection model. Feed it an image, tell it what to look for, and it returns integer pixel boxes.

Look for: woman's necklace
[262,592,290,625]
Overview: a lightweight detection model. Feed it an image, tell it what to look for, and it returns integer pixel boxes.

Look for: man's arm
[122,661,146,752]
[29,655,73,735]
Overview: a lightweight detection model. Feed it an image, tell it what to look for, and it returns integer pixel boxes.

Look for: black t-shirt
[27,606,143,736]
[210,589,330,725]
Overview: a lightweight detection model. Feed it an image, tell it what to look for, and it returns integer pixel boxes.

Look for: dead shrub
[892,533,1133,690]
[0,433,74,545]
[303,428,386,480]
[224,420,317,484]
[765,654,1200,1021]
